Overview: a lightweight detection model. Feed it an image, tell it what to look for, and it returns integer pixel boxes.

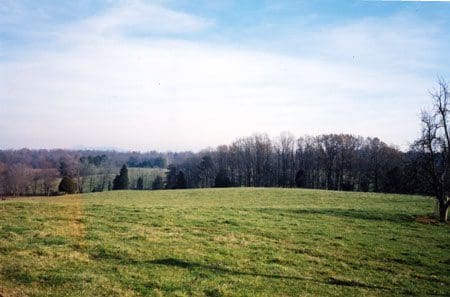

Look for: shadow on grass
[258,208,415,223]
[148,258,385,290]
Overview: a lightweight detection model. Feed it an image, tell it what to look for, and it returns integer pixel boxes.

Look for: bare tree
[198,155,216,188]
[414,79,450,222]
[3,164,32,196]
[41,169,59,196]
[0,161,7,197]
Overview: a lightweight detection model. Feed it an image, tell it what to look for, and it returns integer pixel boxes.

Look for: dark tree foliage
[340,183,354,192]
[112,165,129,190]
[295,169,305,188]
[165,165,178,189]
[58,158,77,178]
[79,155,107,166]
[112,175,120,190]
[383,166,403,193]
[58,176,76,194]
[136,177,144,190]
[215,168,231,187]
[127,156,167,168]
[152,175,164,190]
[175,171,187,189]
[59,161,70,177]
[198,155,216,188]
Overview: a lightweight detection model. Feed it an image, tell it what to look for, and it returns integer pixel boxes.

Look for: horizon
[1,0,450,151]
[0,131,409,153]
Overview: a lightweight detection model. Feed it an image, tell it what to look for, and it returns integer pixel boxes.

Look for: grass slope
[0,188,449,296]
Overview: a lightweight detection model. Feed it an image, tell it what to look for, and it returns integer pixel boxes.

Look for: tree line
[0,79,448,221]
[0,134,411,195]
[163,79,449,221]
[0,150,168,196]
[166,134,425,194]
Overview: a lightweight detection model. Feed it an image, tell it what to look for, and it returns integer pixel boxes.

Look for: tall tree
[112,164,129,190]
[175,171,187,189]
[414,79,450,222]
[198,155,215,188]
[165,165,178,189]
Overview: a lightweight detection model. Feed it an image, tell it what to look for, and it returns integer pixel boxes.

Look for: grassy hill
[0,188,449,296]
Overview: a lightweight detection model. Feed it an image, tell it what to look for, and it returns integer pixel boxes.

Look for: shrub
[58,176,76,194]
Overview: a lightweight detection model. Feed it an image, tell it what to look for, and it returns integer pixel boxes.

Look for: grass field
[0,188,449,296]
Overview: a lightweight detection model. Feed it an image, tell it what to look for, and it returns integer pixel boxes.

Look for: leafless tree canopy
[414,78,450,222]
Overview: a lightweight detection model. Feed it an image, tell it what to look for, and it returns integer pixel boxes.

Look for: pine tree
[119,164,129,189]
[112,175,120,190]
[136,177,144,190]
[112,164,129,190]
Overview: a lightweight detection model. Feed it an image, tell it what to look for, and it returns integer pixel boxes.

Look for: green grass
[0,188,449,296]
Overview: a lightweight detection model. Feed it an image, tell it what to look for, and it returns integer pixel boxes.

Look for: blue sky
[1,0,450,151]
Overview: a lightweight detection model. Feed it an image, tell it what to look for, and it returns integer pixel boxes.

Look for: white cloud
[67,0,212,37]
[0,2,445,151]
[310,15,442,71]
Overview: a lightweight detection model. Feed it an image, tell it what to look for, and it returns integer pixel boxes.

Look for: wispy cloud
[74,1,213,36]
[0,1,448,150]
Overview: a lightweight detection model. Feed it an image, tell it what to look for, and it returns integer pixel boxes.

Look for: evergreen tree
[165,165,177,189]
[112,164,129,190]
[175,171,187,189]
[152,175,164,190]
[120,164,129,189]
[136,177,144,190]
[112,175,120,190]
[58,176,76,194]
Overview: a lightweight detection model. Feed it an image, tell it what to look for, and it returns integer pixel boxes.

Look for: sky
[1,0,450,151]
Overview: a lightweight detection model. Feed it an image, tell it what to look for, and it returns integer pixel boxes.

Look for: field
[0,188,449,296]
[80,167,166,192]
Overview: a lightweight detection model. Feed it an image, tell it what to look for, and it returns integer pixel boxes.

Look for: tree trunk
[438,198,449,223]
